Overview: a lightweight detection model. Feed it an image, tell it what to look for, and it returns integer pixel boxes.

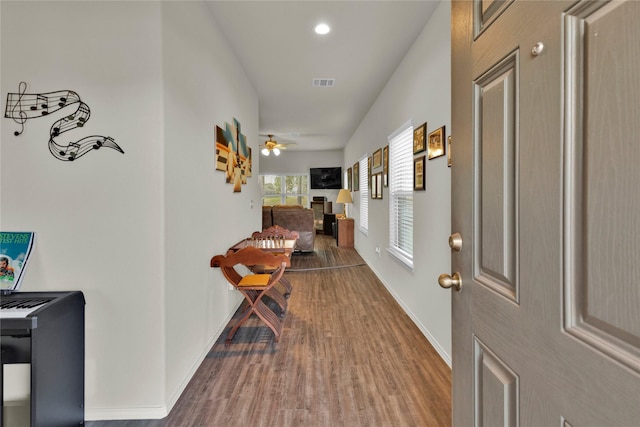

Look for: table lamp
[336,189,353,218]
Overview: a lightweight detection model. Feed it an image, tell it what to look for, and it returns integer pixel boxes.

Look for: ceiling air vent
[312,78,335,88]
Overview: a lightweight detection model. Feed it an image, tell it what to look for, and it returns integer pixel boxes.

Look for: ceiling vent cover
[312,78,335,87]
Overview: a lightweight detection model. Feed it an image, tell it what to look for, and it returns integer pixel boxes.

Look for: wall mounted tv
[310,167,342,189]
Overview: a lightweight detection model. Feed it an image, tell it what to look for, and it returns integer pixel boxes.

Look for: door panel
[474,337,518,427]
[563,0,640,373]
[474,0,514,37]
[451,0,640,426]
[474,52,518,303]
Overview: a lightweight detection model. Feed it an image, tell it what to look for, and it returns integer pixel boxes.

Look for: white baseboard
[85,406,169,421]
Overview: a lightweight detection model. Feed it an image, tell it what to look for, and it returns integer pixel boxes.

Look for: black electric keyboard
[0,296,53,319]
[1,291,85,426]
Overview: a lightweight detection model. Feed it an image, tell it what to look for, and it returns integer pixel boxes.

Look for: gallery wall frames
[371,172,383,199]
[428,125,446,160]
[413,122,427,154]
[372,148,382,169]
[414,155,426,191]
[353,162,359,191]
[383,145,389,187]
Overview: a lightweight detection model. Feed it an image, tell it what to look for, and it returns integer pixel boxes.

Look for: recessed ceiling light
[314,23,330,35]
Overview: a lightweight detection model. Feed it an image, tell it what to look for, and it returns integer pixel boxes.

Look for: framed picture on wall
[353,162,359,191]
[413,122,427,154]
[372,148,382,169]
[428,125,446,160]
[383,145,389,186]
[215,125,230,172]
[414,155,426,191]
[347,167,353,190]
[246,147,252,177]
[373,172,383,199]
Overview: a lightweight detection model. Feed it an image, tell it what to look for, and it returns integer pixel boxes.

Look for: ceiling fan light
[314,23,330,35]
[261,148,270,156]
[273,148,281,156]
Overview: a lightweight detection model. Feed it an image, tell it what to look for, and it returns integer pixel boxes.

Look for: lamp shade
[336,189,353,204]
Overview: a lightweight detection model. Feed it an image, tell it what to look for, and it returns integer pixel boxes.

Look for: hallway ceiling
[205,1,439,152]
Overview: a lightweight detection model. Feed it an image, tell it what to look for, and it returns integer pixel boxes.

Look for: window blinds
[359,156,369,233]
[388,123,413,267]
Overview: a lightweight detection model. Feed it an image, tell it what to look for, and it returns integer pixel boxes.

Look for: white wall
[161,1,260,413]
[1,0,259,420]
[343,1,452,363]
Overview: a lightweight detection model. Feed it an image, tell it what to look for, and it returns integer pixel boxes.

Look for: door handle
[438,272,462,292]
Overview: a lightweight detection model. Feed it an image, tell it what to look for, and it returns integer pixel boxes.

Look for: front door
[449,1,640,425]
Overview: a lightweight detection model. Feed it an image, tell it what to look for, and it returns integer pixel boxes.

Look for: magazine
[0,231,36,294]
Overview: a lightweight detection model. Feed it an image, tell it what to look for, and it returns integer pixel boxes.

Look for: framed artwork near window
[383,145,389,187]
[372,148,382,169]
[428,125,446,160]
[347,167,352,190]
[371,172,383,199]
[353,162,359,191]
[414,155,426,191]
[413,122,427,154]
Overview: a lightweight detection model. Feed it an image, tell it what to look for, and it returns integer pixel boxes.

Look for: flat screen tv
[310,167,342,189]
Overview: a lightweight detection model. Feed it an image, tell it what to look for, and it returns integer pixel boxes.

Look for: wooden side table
[337,217,354,248]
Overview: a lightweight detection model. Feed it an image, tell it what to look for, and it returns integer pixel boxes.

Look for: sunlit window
[260,174,309,206]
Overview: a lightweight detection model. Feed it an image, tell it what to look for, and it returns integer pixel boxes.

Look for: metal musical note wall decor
[215,117,251,193]
[4,82,124,161]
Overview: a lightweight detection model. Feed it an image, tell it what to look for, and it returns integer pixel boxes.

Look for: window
[388,122,414,268]
[260,174,309,206]
[359,156,368,234]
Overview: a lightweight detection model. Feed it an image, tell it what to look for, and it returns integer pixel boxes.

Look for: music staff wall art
[4,81,124,161]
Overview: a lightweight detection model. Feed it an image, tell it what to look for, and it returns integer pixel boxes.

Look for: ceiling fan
[259,134,295,156]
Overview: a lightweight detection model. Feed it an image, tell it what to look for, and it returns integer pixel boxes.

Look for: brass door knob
[438,272,462,292]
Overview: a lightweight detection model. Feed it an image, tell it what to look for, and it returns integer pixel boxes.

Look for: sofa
[262,205,315,252]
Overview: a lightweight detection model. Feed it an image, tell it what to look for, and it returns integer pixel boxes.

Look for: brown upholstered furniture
[262,205,315,252]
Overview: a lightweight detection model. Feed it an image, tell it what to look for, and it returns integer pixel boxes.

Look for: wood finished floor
[86,234,451,427]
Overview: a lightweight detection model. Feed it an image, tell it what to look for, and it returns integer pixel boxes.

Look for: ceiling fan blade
[276,142,296,147]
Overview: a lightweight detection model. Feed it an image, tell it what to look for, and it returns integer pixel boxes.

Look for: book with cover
[0,231,36,294]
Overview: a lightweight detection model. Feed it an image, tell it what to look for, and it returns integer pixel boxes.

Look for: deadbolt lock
[448,232,462,251]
